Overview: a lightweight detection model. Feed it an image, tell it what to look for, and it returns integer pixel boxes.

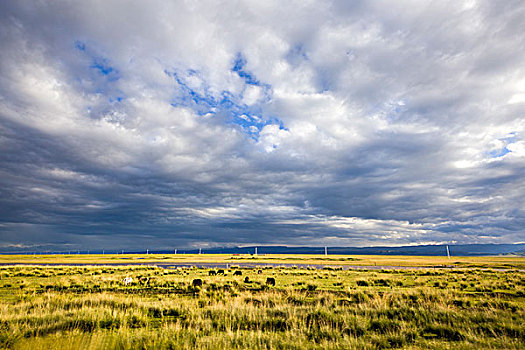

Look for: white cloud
[242,85,263,105]
[258,124,290,153]
[0,0,524,249]
[508,94,525,104]
[507,141,525,157]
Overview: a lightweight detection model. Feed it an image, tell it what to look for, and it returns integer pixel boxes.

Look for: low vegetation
[1,253,524,269]
[0,261,523,349]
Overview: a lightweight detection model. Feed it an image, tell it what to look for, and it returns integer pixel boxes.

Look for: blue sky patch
[75,40,120,81]
[232,53,258,85]
[232,52,269,88]
[489,147,510,158]
[489,134,517,158]
[166,64,280,140]
[73,40,124,113]
[74,40,86,51]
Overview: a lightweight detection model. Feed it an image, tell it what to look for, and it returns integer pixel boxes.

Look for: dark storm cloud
[0,0,524,251]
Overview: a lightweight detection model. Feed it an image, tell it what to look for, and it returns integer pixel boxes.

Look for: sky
[0,1,524,252]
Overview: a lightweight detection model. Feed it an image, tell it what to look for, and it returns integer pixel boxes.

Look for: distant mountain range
[4,243,525,256]
[159,243,525,257]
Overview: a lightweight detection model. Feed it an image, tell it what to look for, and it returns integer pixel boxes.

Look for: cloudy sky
[1,1,524,252]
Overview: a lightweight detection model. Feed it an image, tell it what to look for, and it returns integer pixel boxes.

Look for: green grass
[0,263,523,349]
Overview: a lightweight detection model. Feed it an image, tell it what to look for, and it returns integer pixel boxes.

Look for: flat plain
[0,254,523,349]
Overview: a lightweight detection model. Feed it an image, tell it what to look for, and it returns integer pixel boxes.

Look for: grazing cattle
[266,277,276,286]
[217,269,225,275]
[209,270,217,276]
[122,277,133,285]
[244,276,250,283]
[257,270,262,274]
[192,279,203,287]
[233,270,242,276]
[139,276,155,286]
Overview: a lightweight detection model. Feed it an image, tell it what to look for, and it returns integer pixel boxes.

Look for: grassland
[0,255,523,349]
[1,253,524,269]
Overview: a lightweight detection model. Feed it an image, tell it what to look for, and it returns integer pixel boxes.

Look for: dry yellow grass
[0,253,523,269]
[0,264,523,349]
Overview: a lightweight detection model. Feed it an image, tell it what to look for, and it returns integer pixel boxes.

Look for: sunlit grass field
[1,253,524,269]
[0,255,523,349]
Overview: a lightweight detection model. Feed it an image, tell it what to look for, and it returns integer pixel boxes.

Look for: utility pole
[255,247,257,255]
[446,245,450,259]
[325,246,328,256]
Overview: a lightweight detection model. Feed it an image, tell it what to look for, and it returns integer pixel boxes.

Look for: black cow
[244,276,250,283]
[257,270,262,274]
[139,276,155,286]
[192,279,203,287]
[217,269,225,275]
[233,270,242,276]
[266,277,276,286]
[208,270,217,276]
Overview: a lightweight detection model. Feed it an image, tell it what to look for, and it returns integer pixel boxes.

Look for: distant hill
[500,249,525,257]
[4,243,525,256]
[156,243,525,257]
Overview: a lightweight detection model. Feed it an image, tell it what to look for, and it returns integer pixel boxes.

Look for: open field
[0,255,524,349]
[1,253,524,269]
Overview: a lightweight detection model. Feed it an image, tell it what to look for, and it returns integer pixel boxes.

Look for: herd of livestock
[122,269,277,287]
